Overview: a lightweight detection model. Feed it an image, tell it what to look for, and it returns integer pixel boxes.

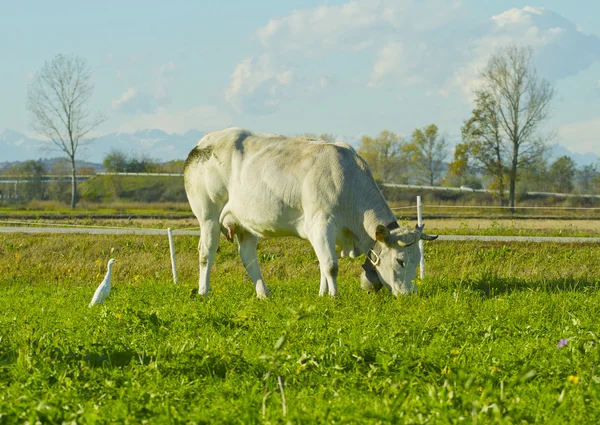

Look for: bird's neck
[104,267,113,282]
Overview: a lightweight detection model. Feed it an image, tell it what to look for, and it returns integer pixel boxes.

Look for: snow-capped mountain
[1,128,598,168]
[0,129,46,161]
[0,129,206,164]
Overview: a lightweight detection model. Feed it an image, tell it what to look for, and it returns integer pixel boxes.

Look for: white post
[167,228,178,284]
[417,196,425,279]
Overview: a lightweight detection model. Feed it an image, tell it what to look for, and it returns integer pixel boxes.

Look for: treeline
[4,45,600,207]
[102,150,184,174]
[352,126,600,196]
[351,45,600,206]
[0,152,185,203]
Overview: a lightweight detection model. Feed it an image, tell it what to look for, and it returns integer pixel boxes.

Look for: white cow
[184,128,437,298]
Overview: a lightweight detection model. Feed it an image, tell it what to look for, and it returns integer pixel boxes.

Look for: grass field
[1,232,600,423]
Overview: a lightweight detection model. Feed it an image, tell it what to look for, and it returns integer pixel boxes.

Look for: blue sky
[1,0,599,154]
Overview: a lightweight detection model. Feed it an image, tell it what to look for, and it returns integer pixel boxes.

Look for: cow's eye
[396,258,405,268]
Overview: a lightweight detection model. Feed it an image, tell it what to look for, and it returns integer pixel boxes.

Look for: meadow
[1,230,600,424]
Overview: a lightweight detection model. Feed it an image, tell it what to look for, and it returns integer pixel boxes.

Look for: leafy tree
[577,163,598,194]
[445,142,482,189]
[27,54,105,208]
[548,156,576,193]
[126,154,159,173]
[592,171,600,195]
[447,142,470,182]
[300,132,337,143]
[405,124,448,185]
[19,160,46,201]
[464,45,554,208]
[162,160,185,174]
[103,150,159,173]
[46,160,72,204]
[103,150,128,172]
[461,92,508,204]
[357,130,406,183]
[517,155,549,193]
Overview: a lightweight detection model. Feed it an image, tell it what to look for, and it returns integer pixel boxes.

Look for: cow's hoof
[256,286,271,299]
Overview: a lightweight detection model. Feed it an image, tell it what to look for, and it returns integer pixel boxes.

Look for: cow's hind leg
[236,232,271,299]
[197,218,221,296]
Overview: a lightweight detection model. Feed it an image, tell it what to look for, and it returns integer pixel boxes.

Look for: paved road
[0,226,199,236]
[1,226,599,243]
[436,235,600,243]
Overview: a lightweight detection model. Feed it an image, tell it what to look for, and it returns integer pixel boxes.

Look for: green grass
[1,234,600,423]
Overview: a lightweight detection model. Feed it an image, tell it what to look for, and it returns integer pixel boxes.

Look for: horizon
[1,126,598,168]
[1,1,599,157]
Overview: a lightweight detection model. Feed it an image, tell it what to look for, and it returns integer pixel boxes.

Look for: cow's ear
[375,224,390,242]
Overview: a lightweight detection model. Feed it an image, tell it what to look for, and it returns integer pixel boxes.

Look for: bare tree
[476,45,555,208]
[27,54,105,208]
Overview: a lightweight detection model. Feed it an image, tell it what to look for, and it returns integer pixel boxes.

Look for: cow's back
[184,128,381,237]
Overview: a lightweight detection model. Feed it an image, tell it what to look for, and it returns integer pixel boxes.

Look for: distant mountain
[0,129,45,161]
[1,128,598,169]
[0,128,206,164]
[548,144,599,167]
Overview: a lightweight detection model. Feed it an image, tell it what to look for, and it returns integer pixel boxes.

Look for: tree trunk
[70,156,78,209]
[508,144,519,210]
[497,174,505,207]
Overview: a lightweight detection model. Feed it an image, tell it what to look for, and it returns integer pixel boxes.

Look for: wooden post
[417,196,425,279]
[167,228,178,284]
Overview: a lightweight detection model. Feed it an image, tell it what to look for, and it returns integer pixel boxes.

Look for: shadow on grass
[424,276,600,298]
[50,346,265,378]
[52,346,151,368]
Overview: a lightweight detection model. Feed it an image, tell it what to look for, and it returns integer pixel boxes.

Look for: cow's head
[361,223,437,295]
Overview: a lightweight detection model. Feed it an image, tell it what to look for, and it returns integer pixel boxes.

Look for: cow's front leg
[309,229,338,297]
[319,272,328,296]
[236,232,271,299]
[198,219,221,296]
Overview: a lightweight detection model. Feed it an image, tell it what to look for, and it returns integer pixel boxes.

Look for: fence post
[167,228,178,284]
[417,196,425,279]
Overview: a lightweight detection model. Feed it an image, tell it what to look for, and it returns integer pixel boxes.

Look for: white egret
[89,259,119,307]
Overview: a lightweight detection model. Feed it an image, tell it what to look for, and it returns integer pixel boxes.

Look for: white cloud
[256,0,463,57]
[225,55,294,114]
[228,2,600,113]
[116,106,232,134]
[444,6,600,101]
[368,42,405,87]
[112,61,178,114]
[558,116,600,154]
[228,0,466,113]
[367,41,431,87]
[112,88,136,109]
[112,88,160,115]
[158,61,176,76]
